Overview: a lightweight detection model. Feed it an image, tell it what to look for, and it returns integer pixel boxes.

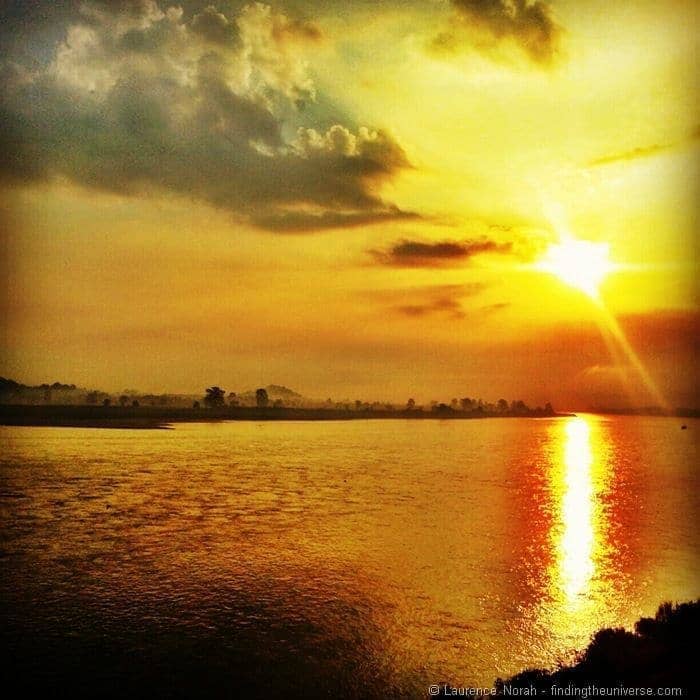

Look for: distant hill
[266,384,303,399]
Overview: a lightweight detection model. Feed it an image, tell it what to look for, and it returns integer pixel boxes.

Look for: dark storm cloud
[0,1,413,231]
[432,0,563,66]
[370,237,513,267]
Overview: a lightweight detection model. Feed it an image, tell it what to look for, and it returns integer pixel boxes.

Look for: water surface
[1,415,698,696]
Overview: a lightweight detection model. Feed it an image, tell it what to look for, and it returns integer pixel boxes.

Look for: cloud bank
[0,1,412,231]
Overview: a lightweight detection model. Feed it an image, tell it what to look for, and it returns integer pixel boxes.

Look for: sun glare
[537,237,615,299]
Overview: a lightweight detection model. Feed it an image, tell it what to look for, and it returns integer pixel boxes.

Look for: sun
[536,237,616,299]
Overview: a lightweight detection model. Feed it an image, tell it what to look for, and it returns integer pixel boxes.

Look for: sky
[0,0,698,409]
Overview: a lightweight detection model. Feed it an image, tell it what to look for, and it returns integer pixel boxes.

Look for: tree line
[0,377,557,416]
[198,386,555,416]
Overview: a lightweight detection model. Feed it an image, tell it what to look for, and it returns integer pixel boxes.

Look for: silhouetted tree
[192,400,200,409]
[119,395,129,407]
[355,400,362,411]
[255,388,269,408]
[85,391,100,405]
[102,398,111,407]
[227,392,239,406]
[495,600,699,695]
[460,397,472,411]
[204,386,226,408]
[511,400,528,415]
[544,402,554,415]
[131,399,140,407]
[406,398,415,411]
[497,398,509,413]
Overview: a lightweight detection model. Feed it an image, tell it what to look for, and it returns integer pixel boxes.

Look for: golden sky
[1,0,698,408]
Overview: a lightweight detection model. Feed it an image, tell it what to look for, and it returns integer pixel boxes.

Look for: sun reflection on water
[559,418,596,605]
[543,414,614,648]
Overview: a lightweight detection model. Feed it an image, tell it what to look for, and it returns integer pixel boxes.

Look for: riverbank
[0,403,570,428]
[491,600,698,696]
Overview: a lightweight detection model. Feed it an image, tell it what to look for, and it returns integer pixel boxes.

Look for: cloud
[480,301,510,313]
[587,126,700,167]
[390,286,511,320]
[190,5,240,47]
[361,283,488,320]
[536,310,700,408]
[369,237,513,267]
[571,363,639,408]
[396,296,465,319]
[618,309,700,355]
[587,144,667,167]
[431,0,563,67]
[253,206,420,232]
[0,1,412,231]
[236,2,320,104]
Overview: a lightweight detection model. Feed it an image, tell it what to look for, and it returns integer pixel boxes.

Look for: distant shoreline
[0,404,574,429]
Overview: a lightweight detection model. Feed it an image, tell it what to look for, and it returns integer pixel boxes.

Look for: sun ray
[591,304,671,412]
[534,213,670,411]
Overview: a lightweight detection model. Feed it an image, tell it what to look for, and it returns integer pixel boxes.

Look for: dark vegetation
[0,377,567,427]
[4,378,693,420]
[0,377,555,415]
[493,600,698,695]
[0,403,565,429]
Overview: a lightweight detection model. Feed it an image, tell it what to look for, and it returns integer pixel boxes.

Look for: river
[1,415,697,696]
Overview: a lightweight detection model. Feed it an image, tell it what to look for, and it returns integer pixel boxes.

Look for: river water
[1,415,698,696]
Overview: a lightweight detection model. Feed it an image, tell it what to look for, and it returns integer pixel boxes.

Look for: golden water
[1,415,697,695]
